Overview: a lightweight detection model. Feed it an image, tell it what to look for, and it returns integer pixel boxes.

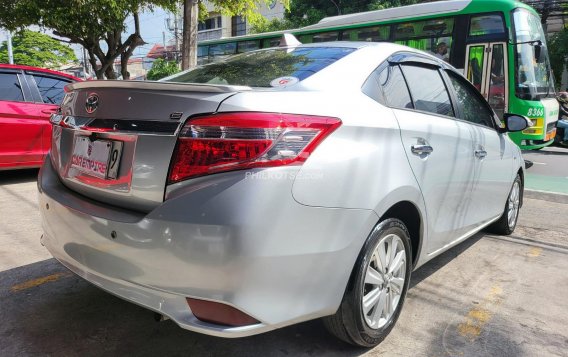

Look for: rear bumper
[38,157,378,337]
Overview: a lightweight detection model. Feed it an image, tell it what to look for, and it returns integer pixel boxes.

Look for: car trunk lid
[49,80,246,212]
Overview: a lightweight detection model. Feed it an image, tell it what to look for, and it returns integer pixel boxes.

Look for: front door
[465,42,509,120]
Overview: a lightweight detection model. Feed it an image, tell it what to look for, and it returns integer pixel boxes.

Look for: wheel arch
[517,166,524,207]
[378,201,423,269]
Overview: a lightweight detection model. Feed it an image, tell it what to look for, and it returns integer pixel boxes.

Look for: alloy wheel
[362,233,406,329]
[507,181,521,229]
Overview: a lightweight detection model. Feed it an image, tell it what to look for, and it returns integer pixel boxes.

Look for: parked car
[0,64,80,170]
[38,42,529,347]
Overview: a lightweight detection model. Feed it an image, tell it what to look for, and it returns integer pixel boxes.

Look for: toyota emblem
[85,93,99,114]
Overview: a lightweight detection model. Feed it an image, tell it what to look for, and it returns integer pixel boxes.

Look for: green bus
[196,0,559,149]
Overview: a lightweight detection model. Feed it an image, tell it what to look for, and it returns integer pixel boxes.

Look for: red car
[0,64,81,170]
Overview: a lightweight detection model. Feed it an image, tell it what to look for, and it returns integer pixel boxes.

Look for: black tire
[487,174,522,235]
[323,218,412,347]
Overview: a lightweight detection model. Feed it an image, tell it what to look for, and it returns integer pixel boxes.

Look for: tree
[0,30,77,68]
[146,58,180,80]
[181,0,290,70]
[250,17,295,34]
[252,0,420,33]
[549,27,568,90]
[0,0,178,79]
[283,0,419,28]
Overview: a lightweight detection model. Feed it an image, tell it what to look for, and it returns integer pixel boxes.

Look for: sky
[0,7,176,62]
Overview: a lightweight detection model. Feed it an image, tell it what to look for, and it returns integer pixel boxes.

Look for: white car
[39,42,528,347]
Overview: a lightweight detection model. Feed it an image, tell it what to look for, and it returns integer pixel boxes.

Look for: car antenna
[279,33,302,48]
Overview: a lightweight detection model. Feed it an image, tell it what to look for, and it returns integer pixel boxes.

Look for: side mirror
[503,113,532,132]
[534,43,545,64]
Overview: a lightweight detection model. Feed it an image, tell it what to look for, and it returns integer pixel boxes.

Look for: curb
[524,189,568,204]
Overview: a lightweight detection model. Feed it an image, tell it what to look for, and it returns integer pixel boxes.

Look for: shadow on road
[410,232,484,289]
[0,259,364,356]
[0,232,496,356]
[0,169,39,185]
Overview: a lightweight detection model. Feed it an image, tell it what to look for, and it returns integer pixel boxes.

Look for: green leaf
[0,30,77,68]
[147,58,179,80]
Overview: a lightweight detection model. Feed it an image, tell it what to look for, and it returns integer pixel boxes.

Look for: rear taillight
[168,112,341,183]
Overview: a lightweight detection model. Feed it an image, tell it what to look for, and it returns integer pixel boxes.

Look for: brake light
[168,112,341,183]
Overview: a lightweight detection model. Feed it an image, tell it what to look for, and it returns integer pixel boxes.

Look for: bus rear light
[186,298,260,327]
[168,112,341,183]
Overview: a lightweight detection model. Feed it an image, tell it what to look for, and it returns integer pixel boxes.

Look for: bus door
[465,42,508,119]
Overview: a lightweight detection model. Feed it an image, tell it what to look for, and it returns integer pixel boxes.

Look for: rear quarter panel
[218,90,427,242]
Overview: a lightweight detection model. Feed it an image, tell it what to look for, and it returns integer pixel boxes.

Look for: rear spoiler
[66,80,252,93]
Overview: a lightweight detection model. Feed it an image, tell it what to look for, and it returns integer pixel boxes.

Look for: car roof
[0,63,81,81]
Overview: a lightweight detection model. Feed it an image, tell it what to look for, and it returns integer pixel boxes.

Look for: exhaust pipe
[154,313,170,322]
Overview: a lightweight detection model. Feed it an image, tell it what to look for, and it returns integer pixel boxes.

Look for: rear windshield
[164,47,356,87]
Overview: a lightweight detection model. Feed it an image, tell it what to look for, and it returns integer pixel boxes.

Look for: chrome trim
[410,144,434,155]
[474,149,488,159]
[51,116,181,135]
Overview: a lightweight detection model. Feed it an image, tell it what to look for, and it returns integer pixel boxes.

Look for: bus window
[469,14,505,36]
[237,40,260,53]
[488,44,506,119]
[312,32,339,42]
[467,45,485,90]
[513,8,554,100]
[343,26,390,42]
[299,34,313,43]
[209,42,237,61]
[394,18,454,40]
[394,18,454,61]
[395,38,452,62]
[197,45,209,64]
[262,38,280,48]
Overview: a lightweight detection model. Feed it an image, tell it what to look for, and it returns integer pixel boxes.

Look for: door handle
[411,144,434,155]
[475,149,487,159]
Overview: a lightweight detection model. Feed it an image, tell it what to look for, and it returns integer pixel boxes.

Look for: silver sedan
[39,41,528,347]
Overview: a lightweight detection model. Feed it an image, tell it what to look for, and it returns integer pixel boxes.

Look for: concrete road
[1,170,567,356]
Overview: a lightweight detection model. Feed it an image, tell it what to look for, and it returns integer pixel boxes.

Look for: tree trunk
[182,0,199,70]
[105,66,117,79]
[77,12,144,80]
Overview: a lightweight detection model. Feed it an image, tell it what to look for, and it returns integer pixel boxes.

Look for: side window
[401,65,454,117]
[469,14,505,37]
[446,71,495,128]
[32,75,70,104]
[0,73,24,102]
[377,65,413,109]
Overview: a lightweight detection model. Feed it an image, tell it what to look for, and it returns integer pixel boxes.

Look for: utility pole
[174,11,179,62]
[7,31,14,64]
[181,0,198,70]
[82,47,89,78]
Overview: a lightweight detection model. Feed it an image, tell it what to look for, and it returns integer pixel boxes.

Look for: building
[197,1,286,41]
[113,57,151,80]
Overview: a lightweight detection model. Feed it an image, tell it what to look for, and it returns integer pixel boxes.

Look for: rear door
[26,72,73,160]
[378,61,478,253]
[0,69,45,168]
[444,69,513,224]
